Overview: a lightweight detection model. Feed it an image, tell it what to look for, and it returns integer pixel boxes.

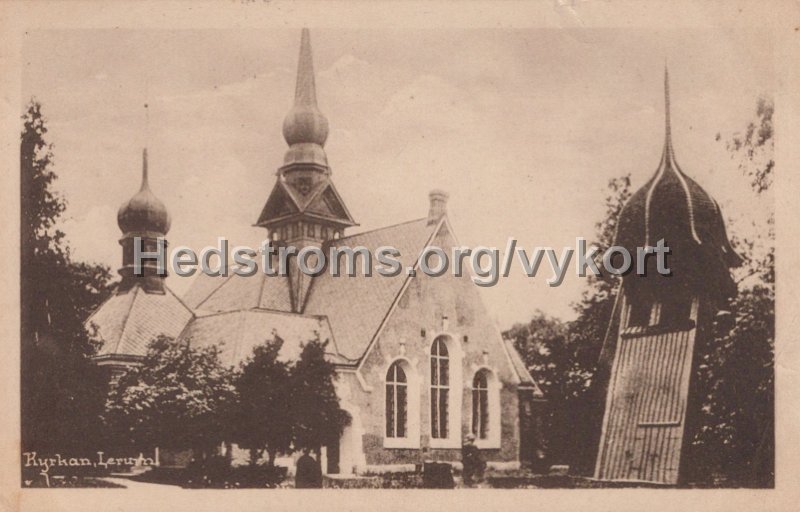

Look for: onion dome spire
[612,67,742,301]
[117,148,171,235]
[281,28,330,168]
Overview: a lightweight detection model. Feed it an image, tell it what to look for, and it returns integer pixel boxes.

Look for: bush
[136,458,288,489]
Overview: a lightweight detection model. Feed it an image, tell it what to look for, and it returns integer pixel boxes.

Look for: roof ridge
[164,284,197,318]
[114,285,140,355]
[194,306,326,319]
[194,272,236,310]
[336,216,428,242]
[355,215,445,367]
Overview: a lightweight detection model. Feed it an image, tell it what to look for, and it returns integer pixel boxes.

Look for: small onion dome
[614,69,741,300]
[117,149,171,235]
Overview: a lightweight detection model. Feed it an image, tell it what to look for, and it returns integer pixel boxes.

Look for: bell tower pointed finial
[664,63,672,156]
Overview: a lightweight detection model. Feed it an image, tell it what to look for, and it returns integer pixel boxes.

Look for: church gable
[304,183,353,223]
[342,219,539,464]
[256,181,300,226]
[358,220,532,391]
[302,217,435,360]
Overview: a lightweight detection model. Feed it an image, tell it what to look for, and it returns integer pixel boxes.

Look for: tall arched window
[385,362,408,438]
[430,337,449,439]
[472,370,490,439]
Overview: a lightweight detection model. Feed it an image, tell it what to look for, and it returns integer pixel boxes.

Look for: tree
[232,336,293,467]
[289,338,350,457]
[505,174,632,472]
[20,100,113,453]
[504,311,568,460]
[688,96,775,487]
[720,96,773,194]
[104,336,238,461]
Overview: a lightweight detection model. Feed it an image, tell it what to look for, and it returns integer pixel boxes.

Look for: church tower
[88,146,192,376]
[117,148,171,294]
[594,69,741,485]
[256,28,357,312]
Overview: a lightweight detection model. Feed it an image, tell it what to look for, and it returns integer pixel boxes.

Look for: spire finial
[664,63,672,155]
[141,101,151,190]
[295,27,317,106]
[141,147,150,191]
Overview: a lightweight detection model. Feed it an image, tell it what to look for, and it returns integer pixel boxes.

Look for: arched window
[472,370,490,439]
[386,362,408,438]
[430,337,449,439]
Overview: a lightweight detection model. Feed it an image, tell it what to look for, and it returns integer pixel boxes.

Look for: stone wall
[342,225,524,470]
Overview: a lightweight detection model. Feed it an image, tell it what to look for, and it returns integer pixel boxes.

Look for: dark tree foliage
[690,284,774,486]
[104,336,238,460]
[719,96,774,194]
[20,100,113,453]
[504,311,569,460]
[688,96,775,487]
[505,175,631,473]
[231,336,293,467]
[289,338,350,455]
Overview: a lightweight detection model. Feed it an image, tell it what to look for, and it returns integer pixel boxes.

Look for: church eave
[255,211,359,229]
[279,161,330,175]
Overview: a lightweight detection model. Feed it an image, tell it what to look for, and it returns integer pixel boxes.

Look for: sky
[21,27,774,329]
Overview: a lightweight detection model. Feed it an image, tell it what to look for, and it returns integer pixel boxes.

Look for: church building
[87,29,543,475]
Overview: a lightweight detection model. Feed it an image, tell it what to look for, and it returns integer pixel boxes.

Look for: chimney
[427,189,449,225]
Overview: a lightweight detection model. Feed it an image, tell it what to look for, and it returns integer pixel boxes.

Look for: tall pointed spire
[257,28,356,313]
[643,66,702,246]
[282,28,330,165]
[294,28,318,107]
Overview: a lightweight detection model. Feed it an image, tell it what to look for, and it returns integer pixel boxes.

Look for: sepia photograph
[2,1,798,511]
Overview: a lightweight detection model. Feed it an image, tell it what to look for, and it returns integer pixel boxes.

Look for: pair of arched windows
[384,338,492,441]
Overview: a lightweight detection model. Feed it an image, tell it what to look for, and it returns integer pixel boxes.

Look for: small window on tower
[628,300,652,328]
[658,295,693,329]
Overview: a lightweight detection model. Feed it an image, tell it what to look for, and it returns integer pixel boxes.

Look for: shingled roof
[178,309,345,367]
[614,69,741,300]
[303,217,436,360]
[88,284,194,358]
[180,217,436,362]
[183,271,292,313]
